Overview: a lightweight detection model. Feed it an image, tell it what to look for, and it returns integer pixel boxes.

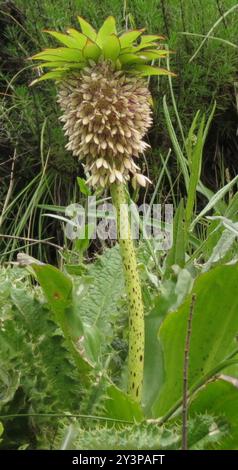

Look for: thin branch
[0,157,15,166]
[0,412,133,425]
[179,31,238,49]
[189,3,238,63]
[182,293,196,450]
[179,0,189,53]
[0,149,17,228]
[147,356,238,427]
[216,0,228,28]
[0,234,62,250]
[160,0,170,38]
[0,9,39,45]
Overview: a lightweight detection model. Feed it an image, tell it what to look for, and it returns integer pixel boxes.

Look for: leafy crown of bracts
[29,15,175,85]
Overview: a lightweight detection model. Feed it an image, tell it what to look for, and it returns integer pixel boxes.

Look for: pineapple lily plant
[30,16,174,402]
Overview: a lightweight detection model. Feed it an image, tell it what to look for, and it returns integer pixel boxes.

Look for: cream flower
[58,61,152,188]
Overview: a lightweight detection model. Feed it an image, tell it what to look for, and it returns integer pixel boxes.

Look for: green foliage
[0,422,3,442]
[165,199,185,272]
[56,414,226,450]
[29,246,125,371]
[104,383,143,422]
[190,380,238,450]
[0,247,127,448]
[0,267,83,448]
[1,228,238,449]
[151,264,238,417]
[74,245,125,356]
[32,263,92,375]
[1,281,81,411]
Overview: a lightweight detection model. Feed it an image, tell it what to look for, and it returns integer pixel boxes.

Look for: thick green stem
[110,182,144,402]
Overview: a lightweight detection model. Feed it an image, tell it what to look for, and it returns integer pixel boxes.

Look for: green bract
[30,16,174,85]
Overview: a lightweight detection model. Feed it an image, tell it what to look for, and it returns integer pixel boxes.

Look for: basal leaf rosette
[30,16,175,188]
